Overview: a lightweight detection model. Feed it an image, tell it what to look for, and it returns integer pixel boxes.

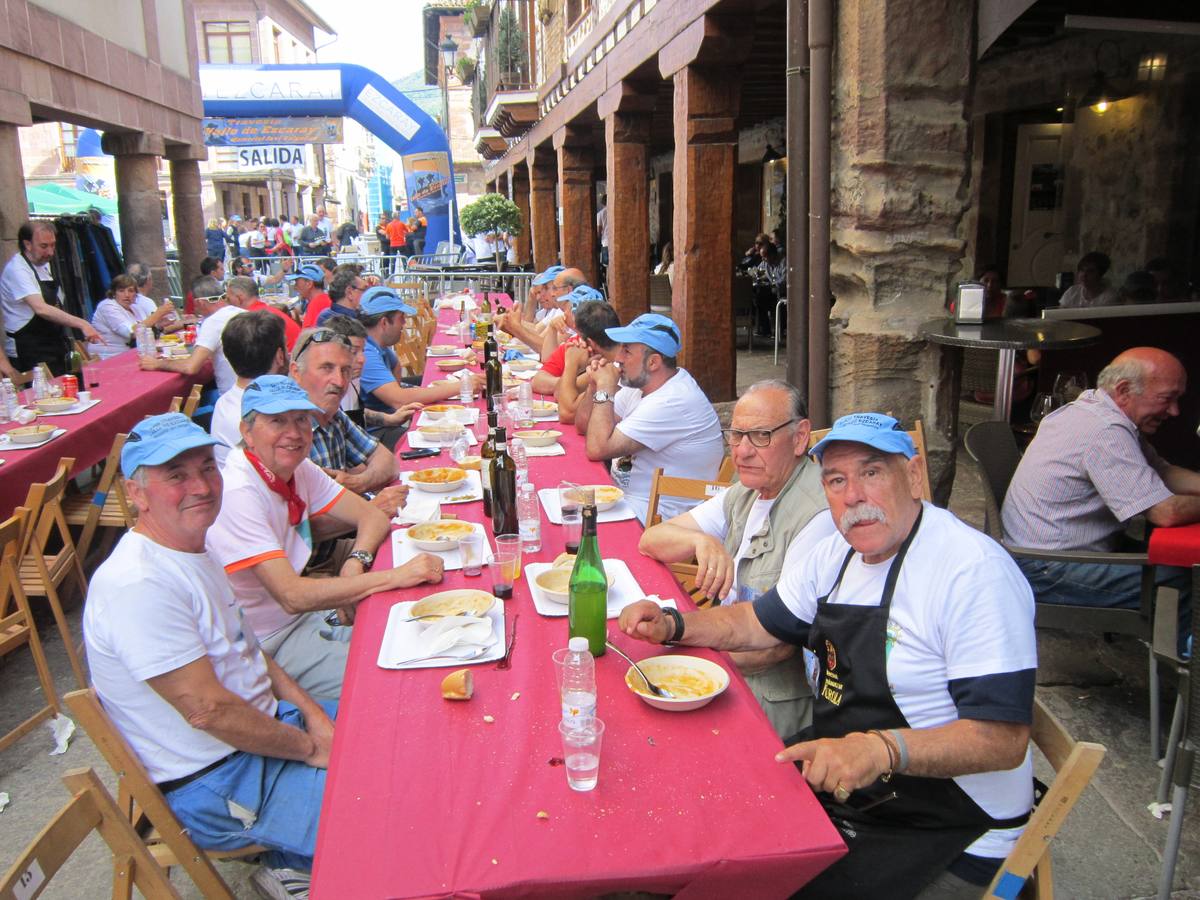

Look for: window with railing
[486,0,535,90]
[58,123,79,173]
[202,21,253,64]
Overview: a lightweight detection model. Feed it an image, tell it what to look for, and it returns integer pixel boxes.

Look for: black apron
[9,255,70,375]
[797,510,1028,899]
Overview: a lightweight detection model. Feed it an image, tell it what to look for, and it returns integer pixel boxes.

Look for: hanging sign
[237,145,307,170]
[204,116,344,146]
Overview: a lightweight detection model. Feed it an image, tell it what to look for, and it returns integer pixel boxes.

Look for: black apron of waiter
[8,255,71,375]
[797,510,1028,899]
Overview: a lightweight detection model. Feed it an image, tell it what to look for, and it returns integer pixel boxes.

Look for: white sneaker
[251,866,311,900]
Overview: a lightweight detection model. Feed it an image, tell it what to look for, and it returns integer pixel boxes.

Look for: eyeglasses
[347,282,367,293]
[196,293,225,304]
[721,418,798,447]
[294,328,352,361]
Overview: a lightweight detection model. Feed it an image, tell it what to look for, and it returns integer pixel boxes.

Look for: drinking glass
[458,532,485,576]
[1030,392,1058,424]
[1052,371,1087,404]
[490,535,521,600]
[558,717,605,792]
[559,482,583,553]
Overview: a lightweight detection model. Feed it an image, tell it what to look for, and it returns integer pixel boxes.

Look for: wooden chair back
[11,363,52,391]
[806,419,931,502]
[20,458,89,689]
[167,395,183,414]
[74,339,100,362]
[181,384,203,419]
[986,698,1106,898]
[64,689,254,899]
[645,467,737,605]
[62,433,135,562]
[0,768,180,900]
[0,508,62,753]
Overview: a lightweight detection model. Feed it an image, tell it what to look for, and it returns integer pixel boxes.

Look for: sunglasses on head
[294,328,351,359]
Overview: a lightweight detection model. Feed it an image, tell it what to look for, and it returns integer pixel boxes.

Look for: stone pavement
[1,343,1197,898]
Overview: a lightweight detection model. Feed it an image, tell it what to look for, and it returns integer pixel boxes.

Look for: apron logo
[821,639,844,707]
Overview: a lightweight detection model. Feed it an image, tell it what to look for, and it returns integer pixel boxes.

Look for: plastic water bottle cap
[568,637,589,652]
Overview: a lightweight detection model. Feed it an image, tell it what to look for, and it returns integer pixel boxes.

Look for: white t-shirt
[690,495,839,602]
[206,448,345,639]
[769,504,1037,858]
[83,531,276,783]
[0,254,52,355]
[88,296,157,359]
[209,384,245,467]
[611,368,725,522]
[340,379,363,414]
[195,304,244,394]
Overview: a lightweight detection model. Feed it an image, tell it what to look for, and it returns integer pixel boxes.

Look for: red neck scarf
[244,450,306,526]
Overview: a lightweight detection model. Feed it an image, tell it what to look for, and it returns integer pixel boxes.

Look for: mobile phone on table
[400,447,441,460]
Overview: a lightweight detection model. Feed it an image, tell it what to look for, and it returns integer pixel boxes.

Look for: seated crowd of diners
[70,245,1199,898]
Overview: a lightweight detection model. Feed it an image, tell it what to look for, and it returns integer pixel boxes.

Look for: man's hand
[0,354,17,380]
[563,344,590,374]
[302,704,336,769]
[392,552,444,589]
[776,732,892,796]
[80,323,102,343]
[693,535,735,601]
[139,355,163,371]
[383,402,423,427]
[617,600,672,644]
[371,484,409,517]
[469,372,486,390]
[592,359,620,394]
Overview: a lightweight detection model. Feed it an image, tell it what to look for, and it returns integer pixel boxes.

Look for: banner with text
[204,116,343,146]
[237,145,307,170]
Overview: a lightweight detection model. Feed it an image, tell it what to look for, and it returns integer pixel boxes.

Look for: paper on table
[35,398,102,417]
[392,491,443,526]
[377,602,505,669]
[406,429,478,449]
[417,408,479,427]
[525,560,677,619]
[506,369,536,381]
[537,487,638,525]
[390,521,494,571]
[435,295,477,311]
[0,427,67,451]
[401,469,483,504]
[523,443,566,458]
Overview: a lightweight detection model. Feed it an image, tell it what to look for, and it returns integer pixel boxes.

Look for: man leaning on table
[574,313,725,523]
[205,375,444,700]
[140,274,245,394]
[83,412,335,900]
[620,413,1037,899]
[638,379,837,738]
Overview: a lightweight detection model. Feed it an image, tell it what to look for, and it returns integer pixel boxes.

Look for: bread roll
[552,552,575,569]
[441,668,474,700]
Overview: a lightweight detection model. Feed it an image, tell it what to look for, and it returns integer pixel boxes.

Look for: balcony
[474,0,539,140]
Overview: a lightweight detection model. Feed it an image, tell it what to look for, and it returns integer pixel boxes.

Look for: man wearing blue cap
[84,412,338,897]
[206,375,444,698]
[495,267,586,355]
[358,285,483,448]
[574,312,724,523]
[285,264,330,329]
[620,412,1037,898]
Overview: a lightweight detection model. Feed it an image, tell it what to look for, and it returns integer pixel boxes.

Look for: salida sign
[237,145,306,170]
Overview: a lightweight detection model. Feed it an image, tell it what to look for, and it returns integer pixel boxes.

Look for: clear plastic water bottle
[32,366,48,400]
[518,481,541,552]
[458,374,473,406]
[509,437,527,485]
[0,378,15,423]
[560,636,596,730]
[136,326,153,358]
[449,430,470,464]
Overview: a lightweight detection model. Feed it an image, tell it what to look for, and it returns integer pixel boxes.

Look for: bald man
[1002,347,1199,642]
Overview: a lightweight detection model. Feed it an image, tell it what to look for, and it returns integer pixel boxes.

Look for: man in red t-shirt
[530,300,621,423]
[227,276,301,351]
[290,264,332,329]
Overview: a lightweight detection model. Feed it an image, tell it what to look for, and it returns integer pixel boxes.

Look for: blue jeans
[1016,557,1191,656]
[164,700,336,871]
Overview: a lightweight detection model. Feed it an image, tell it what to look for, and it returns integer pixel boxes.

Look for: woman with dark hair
[89,274,176,359]
[1059,251,1117,308]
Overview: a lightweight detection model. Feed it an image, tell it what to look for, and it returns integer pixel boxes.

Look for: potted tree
[456,55,477,85]
[460,193,522,273]
[495,6,528,86]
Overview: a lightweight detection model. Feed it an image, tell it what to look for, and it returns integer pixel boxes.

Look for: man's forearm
[895,718,1030,778]
[188,686,316,762]
[359,445,398,492]
[29,298,88,333]
[639,520,706,564]
[265,655,327,725]
[1161,464,1200,497]
[584,401,619,460]
[678,603,778,652]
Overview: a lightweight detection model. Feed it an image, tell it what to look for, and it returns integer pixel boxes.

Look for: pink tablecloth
[1148,524,1200,568]
[0,351,199,519]
[310,312,844,898]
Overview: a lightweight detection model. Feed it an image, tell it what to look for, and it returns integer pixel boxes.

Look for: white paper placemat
[401,469,483,505]
[523,443,566,458]
[537,488,638,525]
[506,368,537,381]
[417,408,479,427]
[390,521,494,570]
[407,429,478,449]
[525,560,677,619]
[34,398,101,417]
[0,427,67,450]
[377,600,504,669]
[426,347,470,358]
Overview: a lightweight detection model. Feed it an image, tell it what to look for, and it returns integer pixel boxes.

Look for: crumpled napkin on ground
[48,714,75,755]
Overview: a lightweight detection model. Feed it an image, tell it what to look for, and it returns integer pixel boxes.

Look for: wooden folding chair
[11,363,52,392]
[19,458,90,690]
[807,419,932,502]
[645,467,736,605]
[985,698,1106,899]
[181,384,203,419]
[74,339,100,363]
[62,433,135,563]
[65,689,260,899]
[0,768,179,900]
[0,509,63,753]
[167,396,183,414]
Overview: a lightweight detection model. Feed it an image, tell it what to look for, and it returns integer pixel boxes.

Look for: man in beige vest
[638,380,836,737]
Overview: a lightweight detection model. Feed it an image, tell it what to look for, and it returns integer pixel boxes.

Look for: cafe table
[310,309,846,898]
[0,350,200,519]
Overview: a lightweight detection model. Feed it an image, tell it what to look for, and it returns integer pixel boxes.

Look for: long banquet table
[0,351,200,519]
[311,307,845,898]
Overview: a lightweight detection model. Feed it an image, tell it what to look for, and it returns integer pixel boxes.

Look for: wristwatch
[592,390,611,404]
[347,549,375,568]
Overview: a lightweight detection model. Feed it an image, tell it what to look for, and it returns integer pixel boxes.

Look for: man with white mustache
[620,412,1037,898]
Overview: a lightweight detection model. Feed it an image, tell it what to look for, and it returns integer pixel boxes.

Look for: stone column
[600,82,654,324]
[103,132,168,297]
[554,125,598,286]
[527,148,559,272]
[511,165,532,267]
[0,90,33,263]
[167,144,207,300]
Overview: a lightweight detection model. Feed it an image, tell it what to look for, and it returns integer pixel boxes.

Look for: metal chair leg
[1151,646,1162,761]
[1157,747,1194,900]
[1157,691,1186,804]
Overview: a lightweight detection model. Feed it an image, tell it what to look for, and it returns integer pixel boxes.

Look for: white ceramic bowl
[406,520,478,551]
[409,588,495,619]
[34,397,77,412]
[530,401,558,419]
[564,485,624,511]
[507,359,539,372]
[7,424,56,444]
[623,655,731,712]
[407,467,469,493]
[421,404,465,422]
[513,429,561,448]
[417,423,465,444]
[436,358,468,372]
[533,562,615,605]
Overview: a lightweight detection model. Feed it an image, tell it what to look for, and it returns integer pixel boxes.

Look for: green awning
[26,183,119,216]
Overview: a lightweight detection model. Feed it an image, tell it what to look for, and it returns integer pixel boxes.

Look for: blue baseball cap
[241,375,321,417]
[809,413,916,461]
[285,264,324,283]
[359,286,416,317]
[605,313,681,358]
[532,265,565,286]
[563,285,603,308]
[121,412,222,476]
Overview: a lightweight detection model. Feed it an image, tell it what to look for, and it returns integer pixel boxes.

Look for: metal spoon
[605,641,675,699]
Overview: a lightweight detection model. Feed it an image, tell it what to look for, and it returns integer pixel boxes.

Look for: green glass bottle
[480,410,498,519]
[568,501,607,656]
[484,322,503,401]
[490,427,519,537]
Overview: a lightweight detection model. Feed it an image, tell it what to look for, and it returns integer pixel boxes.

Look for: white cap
[568,637,589,652]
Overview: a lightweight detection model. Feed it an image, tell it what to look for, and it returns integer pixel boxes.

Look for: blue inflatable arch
[200,63,458,247]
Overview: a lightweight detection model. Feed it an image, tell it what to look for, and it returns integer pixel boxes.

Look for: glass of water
[558,716,604,792]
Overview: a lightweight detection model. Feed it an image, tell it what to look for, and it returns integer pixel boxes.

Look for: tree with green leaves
[460,193,522,271]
